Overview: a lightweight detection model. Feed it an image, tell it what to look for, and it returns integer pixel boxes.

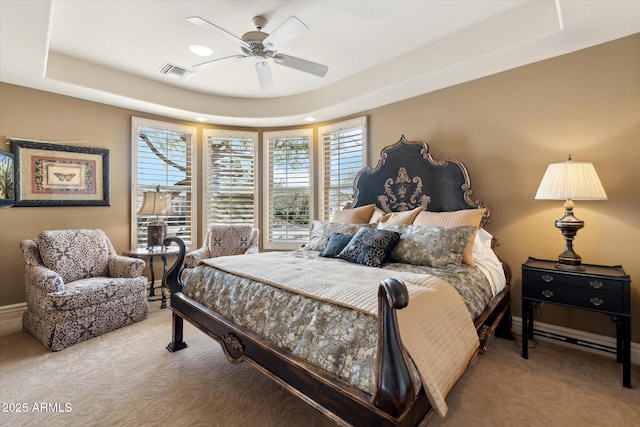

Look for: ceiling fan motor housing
[241,31,272,57]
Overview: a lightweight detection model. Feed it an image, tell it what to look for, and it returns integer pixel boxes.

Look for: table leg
[148,255,156,297]
[522,299,529,359]
[160,255,168,309]
[623,317,631,388]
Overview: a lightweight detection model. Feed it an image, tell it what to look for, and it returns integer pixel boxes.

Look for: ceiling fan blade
[192,55,246,70]
[187,16,251,50]
[273,54,328,77]
[255,61,273,91]
[263,16,308,51]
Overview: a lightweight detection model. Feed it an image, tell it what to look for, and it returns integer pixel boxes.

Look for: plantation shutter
[204,130,258,228]
[320,117,367,221]
[263,129,313,250]
[131,118,196,249]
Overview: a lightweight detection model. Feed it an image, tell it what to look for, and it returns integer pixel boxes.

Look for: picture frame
[10,139,111,207]
[0,150,15,209]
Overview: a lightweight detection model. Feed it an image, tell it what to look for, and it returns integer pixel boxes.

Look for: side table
[123,247,181,308]
[521,257,632,388]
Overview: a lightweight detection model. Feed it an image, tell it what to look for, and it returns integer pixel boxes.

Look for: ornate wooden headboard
[350,135,490,225]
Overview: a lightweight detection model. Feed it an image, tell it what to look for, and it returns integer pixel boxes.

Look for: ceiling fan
[187,15,329,90]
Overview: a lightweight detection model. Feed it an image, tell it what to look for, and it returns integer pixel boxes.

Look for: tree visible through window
[263,129,313,250]
[131,118,196,248]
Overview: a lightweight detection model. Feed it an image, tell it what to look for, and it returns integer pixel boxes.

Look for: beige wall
[1,34,638,341]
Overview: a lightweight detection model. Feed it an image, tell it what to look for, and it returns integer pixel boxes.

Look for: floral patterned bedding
[181,250,493,397]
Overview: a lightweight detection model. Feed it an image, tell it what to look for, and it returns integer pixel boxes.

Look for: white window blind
[131,117,196,249]
[320,117,367,221]
[263,129,313,250]
[203,129,258,229]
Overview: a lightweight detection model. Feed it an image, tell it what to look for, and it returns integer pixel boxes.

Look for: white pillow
[472,228,507,296]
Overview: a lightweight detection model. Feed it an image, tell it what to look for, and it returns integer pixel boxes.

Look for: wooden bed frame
[163,136,513,426]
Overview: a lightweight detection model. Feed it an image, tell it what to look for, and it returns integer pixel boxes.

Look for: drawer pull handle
[542,290,554,298]
[589,281,603,289]
[542,274,554,283]
[590,297,604,306]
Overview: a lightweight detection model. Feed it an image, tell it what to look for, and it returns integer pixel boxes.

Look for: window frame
[202,128,259,233]
[319,117,368,221]
[130,117,197,249]
[262,128,314,251]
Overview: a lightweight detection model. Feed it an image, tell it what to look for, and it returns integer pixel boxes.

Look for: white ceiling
[1,1,639,127]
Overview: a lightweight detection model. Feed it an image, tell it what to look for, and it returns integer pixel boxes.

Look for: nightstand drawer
[524,283,623,312]
[524,270,623,294]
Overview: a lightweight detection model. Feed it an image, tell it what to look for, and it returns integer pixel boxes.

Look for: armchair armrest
[108,254,145,278]
[25,265,64,293]
[184,247,211,269]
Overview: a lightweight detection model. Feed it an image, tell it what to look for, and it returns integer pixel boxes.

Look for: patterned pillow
[303,221,374,252]
[338,227,401,268]
[320,233,354,257]
[38,229,110,283]
[390,225,477,269]
[412,208,486,265]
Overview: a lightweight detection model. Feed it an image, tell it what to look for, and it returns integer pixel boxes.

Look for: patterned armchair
[182,225,259,279]
[21,229,148,351]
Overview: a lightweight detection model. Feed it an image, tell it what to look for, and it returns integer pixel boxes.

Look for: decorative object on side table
[521,257,631,388]
[535,155,607,271]
[138,185,175,250]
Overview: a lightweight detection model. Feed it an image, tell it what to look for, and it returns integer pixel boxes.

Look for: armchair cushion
[38,229,110,283]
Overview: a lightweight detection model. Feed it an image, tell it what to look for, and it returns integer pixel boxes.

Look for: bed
[163,135,513,427]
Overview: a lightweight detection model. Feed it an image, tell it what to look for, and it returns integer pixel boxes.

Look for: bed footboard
[161,237,426,426]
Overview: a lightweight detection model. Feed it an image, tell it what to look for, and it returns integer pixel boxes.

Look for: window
[131,117,197,248]
[319,117,367,220]
[263,129,313,250]
[203,129,258,229]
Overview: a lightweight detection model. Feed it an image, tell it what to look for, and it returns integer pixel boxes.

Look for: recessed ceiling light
[195,116,208,122]
[190,44,213,57]
[305,116,317,122]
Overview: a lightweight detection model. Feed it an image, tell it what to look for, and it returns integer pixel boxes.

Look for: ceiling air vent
[158,62,194,81]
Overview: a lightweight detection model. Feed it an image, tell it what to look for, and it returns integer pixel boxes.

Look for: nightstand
[521,257,632,388]
[123,247,181,308]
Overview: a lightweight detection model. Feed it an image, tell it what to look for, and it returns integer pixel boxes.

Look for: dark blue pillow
[338,227,401,267]
[320,233,354,257]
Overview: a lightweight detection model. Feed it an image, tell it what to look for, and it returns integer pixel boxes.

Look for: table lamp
[535,155,607,270]
[138,186,175,250]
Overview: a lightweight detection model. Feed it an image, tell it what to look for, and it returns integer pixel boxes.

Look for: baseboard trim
[0,302,27,321]
[512,316,639,366]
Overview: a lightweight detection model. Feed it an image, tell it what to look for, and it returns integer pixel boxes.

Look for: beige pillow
[380,207,423,225]
[332,204,376,224]
[370,207,386,223]
[412,208,486,265]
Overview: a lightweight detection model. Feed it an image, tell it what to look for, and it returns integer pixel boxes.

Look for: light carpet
[0,304,638,427]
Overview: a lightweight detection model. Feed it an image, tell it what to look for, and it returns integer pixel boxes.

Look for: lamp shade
[138,191,175,216]
[535,157,607,201]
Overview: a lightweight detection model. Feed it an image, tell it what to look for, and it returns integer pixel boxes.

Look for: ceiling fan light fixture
[190,44,213,57]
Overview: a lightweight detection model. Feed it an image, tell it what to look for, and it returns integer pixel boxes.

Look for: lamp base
[147,223,167,250]
[554,200,585,271]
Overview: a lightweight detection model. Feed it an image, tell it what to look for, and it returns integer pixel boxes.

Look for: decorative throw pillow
[303,221,373,252]
[338,227,401,268]
[320,233,354,257]
[412,208,486,265]
[332,204,376,224]
[380,207,423,225]
[390,225,476,269]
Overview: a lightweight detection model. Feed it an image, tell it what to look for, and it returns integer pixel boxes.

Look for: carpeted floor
[1,304,638,427]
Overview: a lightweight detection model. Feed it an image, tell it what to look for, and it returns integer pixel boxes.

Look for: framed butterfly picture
[9,139,110,207]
